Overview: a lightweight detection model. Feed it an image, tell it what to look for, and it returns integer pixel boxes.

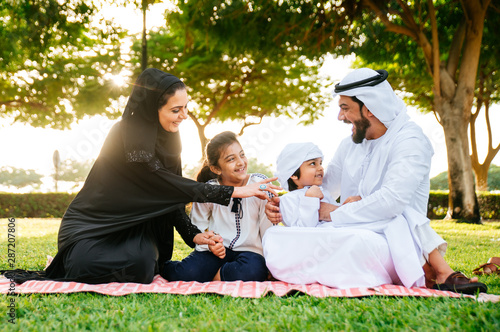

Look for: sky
[1,2,499,192]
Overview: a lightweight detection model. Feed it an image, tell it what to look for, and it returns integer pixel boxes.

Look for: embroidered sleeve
[171,208,201,248]
[194,184,233,206]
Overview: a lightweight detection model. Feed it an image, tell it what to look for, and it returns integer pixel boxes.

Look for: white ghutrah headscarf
[276,142,323,191]
[332,68,407,128]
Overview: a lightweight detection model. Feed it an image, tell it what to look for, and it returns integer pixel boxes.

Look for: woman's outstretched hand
[231,177,281,201]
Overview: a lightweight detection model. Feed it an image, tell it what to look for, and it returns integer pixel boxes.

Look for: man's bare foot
[422,262,436,288]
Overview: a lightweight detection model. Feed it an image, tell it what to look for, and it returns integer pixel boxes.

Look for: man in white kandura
[265,68,486,294]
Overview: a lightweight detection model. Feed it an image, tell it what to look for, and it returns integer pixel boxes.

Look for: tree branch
[237,110,267,136]
[363,0,434,73]
[0,100,49,111]
[362,0,419,39]
[446,20,466,77]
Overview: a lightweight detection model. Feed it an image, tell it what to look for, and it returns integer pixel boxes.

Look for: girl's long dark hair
[196,131,239,183]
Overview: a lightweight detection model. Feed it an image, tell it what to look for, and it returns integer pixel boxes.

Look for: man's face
[338,95,371,144]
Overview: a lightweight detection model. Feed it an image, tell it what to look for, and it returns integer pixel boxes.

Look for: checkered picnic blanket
[0,275,473,299]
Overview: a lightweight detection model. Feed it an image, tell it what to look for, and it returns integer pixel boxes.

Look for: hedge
[427,191,500,220]
[1,191,499,220]
[0,193,76,218]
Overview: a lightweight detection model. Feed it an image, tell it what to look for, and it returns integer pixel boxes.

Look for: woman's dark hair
[157,82,186,110]
[196,131,240,183]
[351,96,365,114]
[287,168,301,192]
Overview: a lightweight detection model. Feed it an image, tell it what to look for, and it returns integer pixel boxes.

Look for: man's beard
[351,116,371,144]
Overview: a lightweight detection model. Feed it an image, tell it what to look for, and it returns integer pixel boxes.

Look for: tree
[0,166,43,189]
[52,158,93,192]
[469,14,500,191]
[0,0,129,129]
[430,171,449,191]
[190,0,495,222]
[128,3,333,157]
[115,0,164,70]
[347,6,499,193]
[352,1,496,222]
[58,159,94,182]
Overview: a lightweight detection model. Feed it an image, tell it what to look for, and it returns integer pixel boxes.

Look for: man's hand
[319,202,337,221]
[265,196,282,224]
[305,185,324,199]
[342,195,362,205]
[208,234,226,259]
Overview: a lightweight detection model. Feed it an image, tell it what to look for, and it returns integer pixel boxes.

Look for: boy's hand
[305,185,324,199]
[208,234,226,259]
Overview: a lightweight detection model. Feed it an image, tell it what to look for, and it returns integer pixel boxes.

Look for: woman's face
[211,142,248,187]
[158,89,189,132]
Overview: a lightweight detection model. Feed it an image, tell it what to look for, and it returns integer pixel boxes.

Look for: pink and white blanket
[0,275,474,299]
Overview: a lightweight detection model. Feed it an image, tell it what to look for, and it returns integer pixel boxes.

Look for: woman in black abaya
[41,68,279,284]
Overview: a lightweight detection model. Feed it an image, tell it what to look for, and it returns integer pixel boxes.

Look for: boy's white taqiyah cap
[276,142,323,191]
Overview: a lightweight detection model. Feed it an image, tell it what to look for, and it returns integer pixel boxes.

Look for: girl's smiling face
[291,157,324,189]
[210,141,249,187]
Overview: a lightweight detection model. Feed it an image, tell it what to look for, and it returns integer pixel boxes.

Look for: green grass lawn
[0,218,499,331]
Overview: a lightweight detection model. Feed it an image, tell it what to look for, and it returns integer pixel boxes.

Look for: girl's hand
[208,234,226,259]
[305,185,324,199]
[193,231,217,246]
[232,177,281,201]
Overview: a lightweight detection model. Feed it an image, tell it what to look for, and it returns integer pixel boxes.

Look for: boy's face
[291,157,324,189]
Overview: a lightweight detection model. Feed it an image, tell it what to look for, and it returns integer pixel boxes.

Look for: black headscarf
[122,68,183,173]
[42,68,233,280]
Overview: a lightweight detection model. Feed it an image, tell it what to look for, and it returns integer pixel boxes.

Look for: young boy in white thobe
[274,142,337,227]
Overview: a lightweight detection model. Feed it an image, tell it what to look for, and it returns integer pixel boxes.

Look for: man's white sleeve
[331,137,431,224]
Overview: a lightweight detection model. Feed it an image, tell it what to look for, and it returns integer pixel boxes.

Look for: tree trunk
[473,167,489,192]
[470,76,500,192]
[434,0,488,223]
[197,128,208,160]
[190,120,208,160]
[439,102,480,222]
[141,0,148,71]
